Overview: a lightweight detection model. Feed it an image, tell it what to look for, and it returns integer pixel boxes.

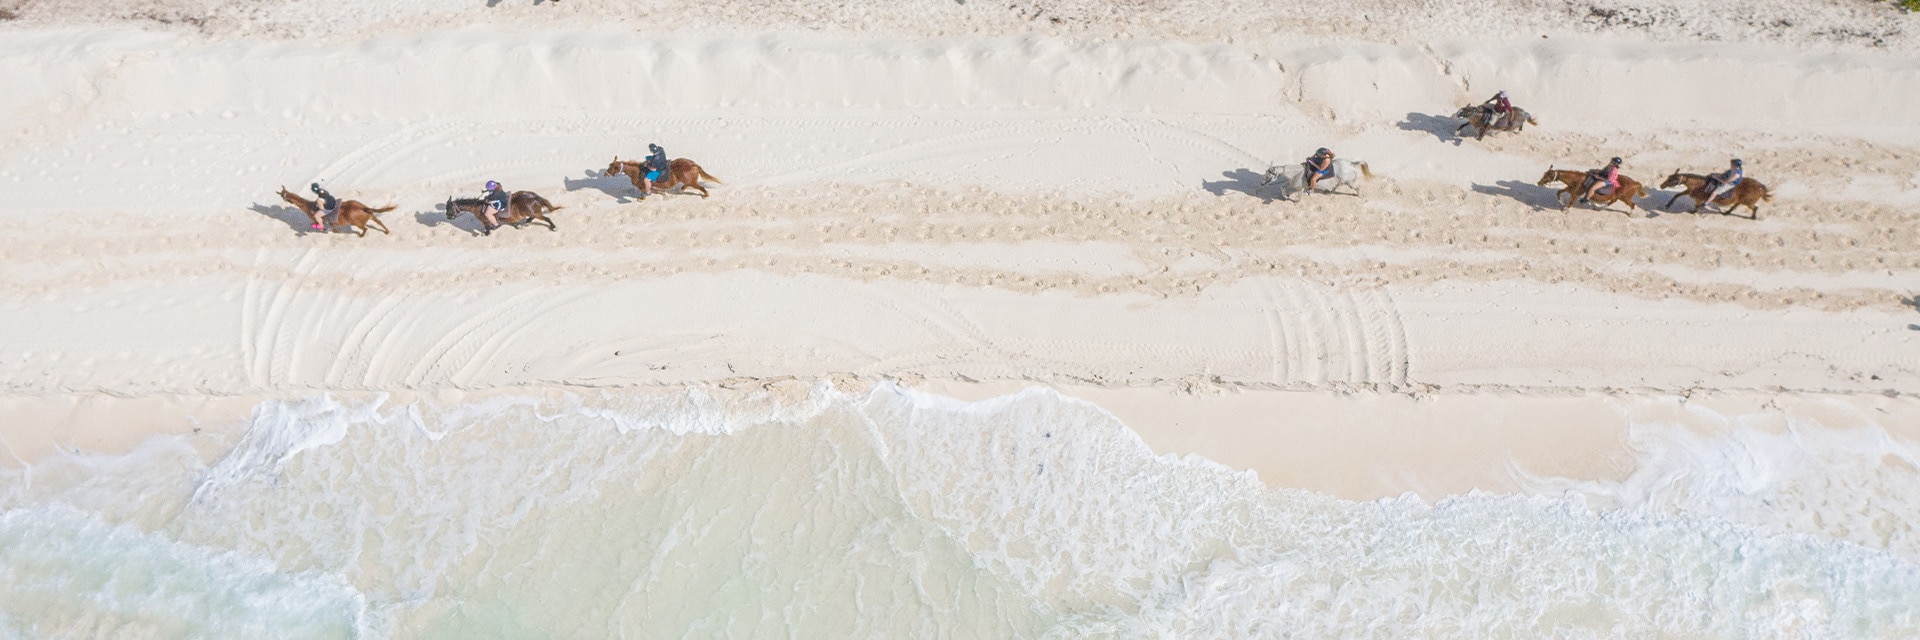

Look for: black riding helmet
[1610,157,1622,165]
[1732,158,1743,167]
[310,182,323,194]
[649,143,663,152]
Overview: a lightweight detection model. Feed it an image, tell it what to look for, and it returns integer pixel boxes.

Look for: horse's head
[1452,106,1475,119]
[1536,166,1559,187]
[444,197,458,220]
[1260,165,1283,187]
[604,157,625,177]
[1659,171,1684,189]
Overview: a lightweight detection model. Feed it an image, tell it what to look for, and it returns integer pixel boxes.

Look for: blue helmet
[485,180,500,191]
[1731,158,1742,167]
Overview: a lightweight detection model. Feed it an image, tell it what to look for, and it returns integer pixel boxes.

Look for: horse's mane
[448,196,485,207]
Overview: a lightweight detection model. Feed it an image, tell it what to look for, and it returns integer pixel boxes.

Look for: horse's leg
[371,216,390,235]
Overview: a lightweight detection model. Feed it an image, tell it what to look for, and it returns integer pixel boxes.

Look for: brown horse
[1452,105,1539,140]
[1537,167,1648,215]
[444,191,560,235]
[276,187,394,237]
[605,157,721,199]
[1659,171,1771,219]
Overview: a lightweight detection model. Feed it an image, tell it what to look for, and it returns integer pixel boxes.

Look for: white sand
[2,0,1918,494]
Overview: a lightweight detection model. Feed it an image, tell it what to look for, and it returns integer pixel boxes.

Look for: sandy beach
[3,0,1919,636]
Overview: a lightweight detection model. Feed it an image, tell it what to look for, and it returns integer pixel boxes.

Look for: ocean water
[1,385,1917,639]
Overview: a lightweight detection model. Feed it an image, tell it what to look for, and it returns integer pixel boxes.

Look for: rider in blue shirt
[1705,158,1743,199]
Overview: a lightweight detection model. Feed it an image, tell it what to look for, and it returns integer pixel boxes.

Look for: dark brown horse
[1537,167,1648,215]
[1452,105,1538,140]
[1659,171,1771,219]
[276,187,394,237]
[605,157,721,198]
[444,191,560,235]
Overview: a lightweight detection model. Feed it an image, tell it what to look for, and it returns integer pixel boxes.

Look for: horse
[444,191,561,235]
[276,187,394,237]
[1537,166,1648,215]
[1658,171,1771,219]
[1260,158,1373,201]
[605,157,722,199]
[1452,105,1538,140]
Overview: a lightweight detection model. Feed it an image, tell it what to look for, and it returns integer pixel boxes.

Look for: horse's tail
[367,204,398,213]
[698,167,723,184]
[1357,161,1373,179]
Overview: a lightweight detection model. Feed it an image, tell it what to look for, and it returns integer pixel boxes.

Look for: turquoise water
[2,386,1917,638]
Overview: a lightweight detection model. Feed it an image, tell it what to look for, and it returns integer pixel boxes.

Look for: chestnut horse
[276,187,393,237]
[444,191,560,235]
[605,157,721,198]
[1537,167,1648,215]
[1658,171,1771,219]
[1452,105,1539,140]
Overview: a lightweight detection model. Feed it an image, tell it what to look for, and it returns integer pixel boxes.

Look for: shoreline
[8,383,1917,504]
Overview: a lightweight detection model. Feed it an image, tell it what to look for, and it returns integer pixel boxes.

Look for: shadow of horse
[1202,168,1279,203]
[1397,112,1462,145]
[250,203,320,235]
[564,170,639,203]
[1471,180,1567,211]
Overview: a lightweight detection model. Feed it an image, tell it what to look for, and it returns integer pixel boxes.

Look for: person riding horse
[309,183,338,230]
[641,143,670,197]
[1480,91,1514,130]
[1704,158,1744,200]
[480,180,507,229]
[1581,157,1624,204]
[1304,148,1335,193]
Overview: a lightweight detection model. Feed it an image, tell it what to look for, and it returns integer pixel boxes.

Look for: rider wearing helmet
[1304,148,1335,192]
[642,143,670,197]
[1581,157,1623,204]
[1482,90,1513,129]
[1705,158,1744,200]
[481,180,507,229]
[309,182,339,230]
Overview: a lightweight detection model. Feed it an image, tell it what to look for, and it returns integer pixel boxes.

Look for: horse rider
[642,143,670,197]
[1305,147,1335,192]
[1580,157,1623,204]
[309,183,339,230]
[1704,158,1743,200]
[1481,90,1514,129]
[480,180,507,229]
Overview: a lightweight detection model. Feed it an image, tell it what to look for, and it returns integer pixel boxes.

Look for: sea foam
[1,385,1916,638]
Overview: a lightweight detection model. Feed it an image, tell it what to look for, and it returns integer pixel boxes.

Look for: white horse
[1260,158,1372,200]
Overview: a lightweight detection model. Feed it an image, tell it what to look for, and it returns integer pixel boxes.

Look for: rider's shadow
[564,170,639,203]
[250,203,321,235]
[1203,168,1279,203]
[1471,180,1563,211]
[1397,112,1462,145]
